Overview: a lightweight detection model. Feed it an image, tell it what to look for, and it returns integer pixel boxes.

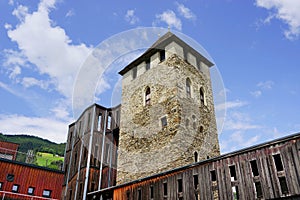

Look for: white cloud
[155,10,182,30]
[257,80,274,89]
[176,2,196,20]
[4,23,12,30]
[250,90,262,98]
[125,9,139,25]
[21,77,49,89]
[215,100,248,111]
[0,114,69,143]
[8,0,14,5]
[255,0,300,40]
[5,0,92,99]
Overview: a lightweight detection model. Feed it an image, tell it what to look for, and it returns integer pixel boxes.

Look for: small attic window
[146,58,150,70]
[160,50,165,62]
[145,87,151,105]
[132,66,137,79]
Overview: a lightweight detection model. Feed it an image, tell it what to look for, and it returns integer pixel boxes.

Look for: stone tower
[117,32,220,184]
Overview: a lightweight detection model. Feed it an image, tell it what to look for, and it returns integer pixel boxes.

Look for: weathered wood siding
[87,133,300,200]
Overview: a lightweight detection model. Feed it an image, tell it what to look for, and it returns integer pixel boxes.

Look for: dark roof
[119,31,214,76]
[88,131,300,196]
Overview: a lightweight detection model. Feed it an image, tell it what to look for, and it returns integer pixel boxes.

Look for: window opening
[107,114,112,130]
[273,154,284,171]
[178,178,183,193]
[0,182,3,190]
[150,185,154,199]
[146,58,150,70]
[97,113,102,131]
[87,112,91,127]
[229,165,237,181]
[145,87,151,105]
[160,50,165,62]
[186,78,191,98]
[200,87,205,105]
[132,66,137,79]
[279,177,289,195]
[250,160,259,176]
[163,182,168,197]
[69,190,72,200]
[161,116,167,127]
[105,143,111,164]
[200,126,204,133]
[138,188,142,200]
[194,152,198,162]
[254,182,263,198]
[79,183,83,198]
[232,186,239,200]
[126,190,130,200]
[210,170,217,182]
[12,184,19,193]
[193,174,199,189]
[43,189,51,197]
[28,187,34,195]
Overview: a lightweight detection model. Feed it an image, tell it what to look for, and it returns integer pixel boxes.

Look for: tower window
[163,182,168,197]
[194,152,198,162]
[160,50,165,62]
[279,176,289,195]
[229,165,237,181]
[138,188,142,200]
[161,116,167,127]
[132,66,137,79]
[150,185,154,199]
[97,113,102,131]
[146,58,150,70]
[177,178,183,193]
[200,87,205,106]
[254,182,263,198]
[193,174,199,189]
[145,87,151,105]
[107,114,112,130]
[210,170,217,182]
[250,160,259,176]
[199,126,204,133]
[186,78,191,98]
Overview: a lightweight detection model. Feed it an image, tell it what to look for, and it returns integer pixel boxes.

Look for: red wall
[0,141,19,160]
[0,159,63,199]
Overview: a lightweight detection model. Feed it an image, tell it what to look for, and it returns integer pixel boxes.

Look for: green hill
[0,133,66,156]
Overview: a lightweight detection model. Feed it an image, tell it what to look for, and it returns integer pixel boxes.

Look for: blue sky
[0,0,300,153]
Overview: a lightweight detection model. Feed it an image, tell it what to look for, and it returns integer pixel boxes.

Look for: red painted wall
[0,141,19,160]
[0,158,63,199]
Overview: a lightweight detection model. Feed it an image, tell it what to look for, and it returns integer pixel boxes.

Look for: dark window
[126,190,130,200]
[28,187,34,195]
[273,154,284,171]
[194,152,198,162]
[254,182,263,198]
[105,143,111,164]
[210,170,217,182]
[87,112,91,127]
[91,183,95,192]
[160,50,165,62]
[200,87,205,105]
[150,185,154,199]
[0,182,3,190]
[186,78,191,98]
[97,113,102,131]
[69,189,72,200]
[145,87,151,105]
[193,174,199,189]
[74,152,77,171]
[163,182,168,196]
[161,116,167,127]
[43,189,51,197]
[250,160,259,176]
[199,126,204,133]
[279,177,289,195]
[138,188,142,200]
[6,174,14,182]
[178,178,183,193]
[12,184,19,193]
[229,165,237,181]
[132,66,137,79]
[79,183,83,198]
[146,58,150,70]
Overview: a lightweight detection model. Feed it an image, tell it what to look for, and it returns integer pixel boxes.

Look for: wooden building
[62,104,120,200]
[87,132,300,200]
[0,157,64,199]
[0,140,19,160]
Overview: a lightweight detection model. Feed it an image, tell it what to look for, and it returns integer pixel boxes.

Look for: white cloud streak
[176,2,196,20]
[255,0,300,40]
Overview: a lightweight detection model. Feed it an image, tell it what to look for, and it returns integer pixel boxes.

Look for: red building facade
[0,141,19,160]
[0,158,64,199]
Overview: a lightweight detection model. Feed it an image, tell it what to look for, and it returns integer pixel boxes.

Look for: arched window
[200,87,205,106]
[145,87,151,105]
[199,126,204,133]
[186,78,191,98]
[194,152,198,162]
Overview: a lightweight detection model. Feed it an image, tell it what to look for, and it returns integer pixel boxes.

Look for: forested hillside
[0,133,66,156]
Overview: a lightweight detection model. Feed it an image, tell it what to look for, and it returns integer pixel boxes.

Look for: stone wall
[117,54,219,184]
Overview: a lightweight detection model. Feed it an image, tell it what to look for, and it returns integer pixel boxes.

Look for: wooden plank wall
[88,136,300,200]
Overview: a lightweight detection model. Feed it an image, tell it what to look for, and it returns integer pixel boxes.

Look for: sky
[0,0,300,153]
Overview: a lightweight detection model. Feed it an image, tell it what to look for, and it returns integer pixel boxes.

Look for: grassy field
[36,152,64,170]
